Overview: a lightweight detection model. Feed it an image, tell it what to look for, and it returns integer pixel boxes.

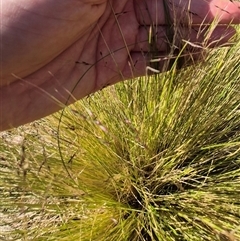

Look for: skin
[1,0,240,131]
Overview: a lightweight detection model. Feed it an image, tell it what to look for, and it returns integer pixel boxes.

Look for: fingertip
[210,0,240,24]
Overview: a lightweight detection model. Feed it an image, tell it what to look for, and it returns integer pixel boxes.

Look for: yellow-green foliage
[1,42,240,241]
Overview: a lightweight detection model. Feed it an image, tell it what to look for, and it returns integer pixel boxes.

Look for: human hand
[1,0,240,130]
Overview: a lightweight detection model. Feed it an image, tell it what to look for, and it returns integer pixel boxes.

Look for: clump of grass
[1,38,239,241]
[53,45,240,241]
[1,2,240,239]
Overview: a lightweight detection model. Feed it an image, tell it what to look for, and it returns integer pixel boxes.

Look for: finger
[135,0,240,25]
[208,0,240,24]
[132,25,236,52]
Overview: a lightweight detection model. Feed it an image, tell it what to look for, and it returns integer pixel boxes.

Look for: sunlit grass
[1,3,240,238]
[0,36,239,240]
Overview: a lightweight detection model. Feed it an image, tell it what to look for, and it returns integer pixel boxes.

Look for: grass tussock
[0,39,240,241]
[1,4,240,239]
